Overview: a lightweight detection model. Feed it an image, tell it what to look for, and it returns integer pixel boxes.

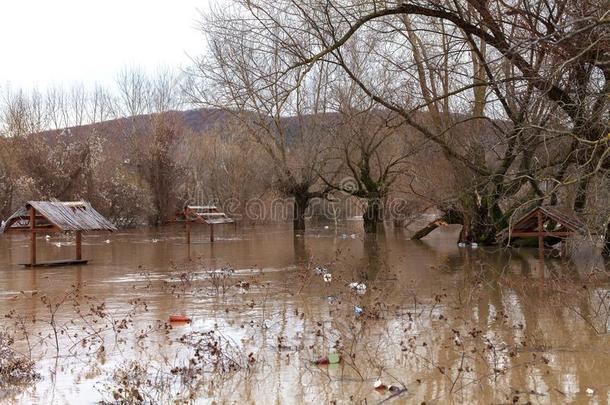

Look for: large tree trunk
[410,194,501,244]
[458,194,502,245]
[0,187,13,220]
[602,221,610,257]
[411,221,440,240]
[411,205,462,240]
[363,197,383,234]
[293,194,308,233]
[293,233,308,263]
[573,177,589,213]
[458,210,498,244]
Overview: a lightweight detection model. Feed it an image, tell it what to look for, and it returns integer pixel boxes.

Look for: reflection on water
[0,223,609,404]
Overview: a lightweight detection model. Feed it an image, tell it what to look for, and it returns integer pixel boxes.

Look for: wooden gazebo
[175,205,234,243]
[497,206,586,256]
[0,201,116,267]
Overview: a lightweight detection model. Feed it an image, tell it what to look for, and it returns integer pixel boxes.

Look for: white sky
[0,0,213,90]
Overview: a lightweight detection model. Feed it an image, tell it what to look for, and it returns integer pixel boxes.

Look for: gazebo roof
[176,205,235,225]
[1,201,116,234]
[496,205,586,243]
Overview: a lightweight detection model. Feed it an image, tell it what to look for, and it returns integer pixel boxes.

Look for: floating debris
[237,281,250,294]
[373,381,403,394]
[54,242,62,248]
[586,388,594,395]
[314,353,340,365]
[152,238,159,243]
[323,225,329,229]
[104,239,111,244]
[458,242,466,247]
[327,296,339,305]
[471,242,479,248]
[220,267,235,276]
[314,266,328,275]
[348,282,367,294]
[328,353,340,363]
[354,306,364,316]
[323,273,332,283]
[374,380,387,390]
[169,315,191,323]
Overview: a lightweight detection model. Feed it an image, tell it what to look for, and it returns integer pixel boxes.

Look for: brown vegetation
[1,0,608,250]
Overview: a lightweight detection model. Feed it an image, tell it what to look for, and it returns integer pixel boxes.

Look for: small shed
[0,201,116,267]
[175,205,234,243]
[497,206,586,256]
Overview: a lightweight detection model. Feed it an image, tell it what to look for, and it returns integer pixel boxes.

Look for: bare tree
[208,0,609,247]
[320,78,417,233]
[0,136,17,219]
[188,12,334,232]
[114,68,186,225]
[116,67,152,118]
[182,120,273,221]
[139,114,183,225]
[88,84,118,124]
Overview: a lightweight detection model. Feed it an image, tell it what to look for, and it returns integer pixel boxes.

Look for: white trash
[348,282,367,294]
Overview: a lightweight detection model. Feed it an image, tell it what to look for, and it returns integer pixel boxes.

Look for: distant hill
[38,107,235,141]
[35,107,340,156]
[35,106,510,158]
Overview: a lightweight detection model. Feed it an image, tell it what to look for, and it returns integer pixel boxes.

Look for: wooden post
[210,223,215,243]
[29,206,36,266]
[75,231,82,260]
[185,208,191,245]
[537,209,545,279]
[537,210,544,258]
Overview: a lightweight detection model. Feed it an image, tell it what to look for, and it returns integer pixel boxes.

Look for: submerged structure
[0,201,116,267]
[497,206,586,256]
[175,205,234,243]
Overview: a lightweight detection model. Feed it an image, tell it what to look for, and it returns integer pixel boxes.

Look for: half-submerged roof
[496,205,586,242]
[174,205,235,225]
[1,201,116,233]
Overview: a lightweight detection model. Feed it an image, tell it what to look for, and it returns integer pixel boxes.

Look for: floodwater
[0,222,609,404]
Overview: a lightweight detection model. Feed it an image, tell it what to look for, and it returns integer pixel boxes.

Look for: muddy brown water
[0,223,609,404]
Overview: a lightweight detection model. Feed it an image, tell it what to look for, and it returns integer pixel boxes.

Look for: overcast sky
[0,0,212,91]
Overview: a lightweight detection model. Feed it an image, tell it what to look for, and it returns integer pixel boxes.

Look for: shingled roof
[1,201,116,233]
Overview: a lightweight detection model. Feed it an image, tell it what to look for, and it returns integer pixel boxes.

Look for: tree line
[188,0,609,252]
[1,0,608,253]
